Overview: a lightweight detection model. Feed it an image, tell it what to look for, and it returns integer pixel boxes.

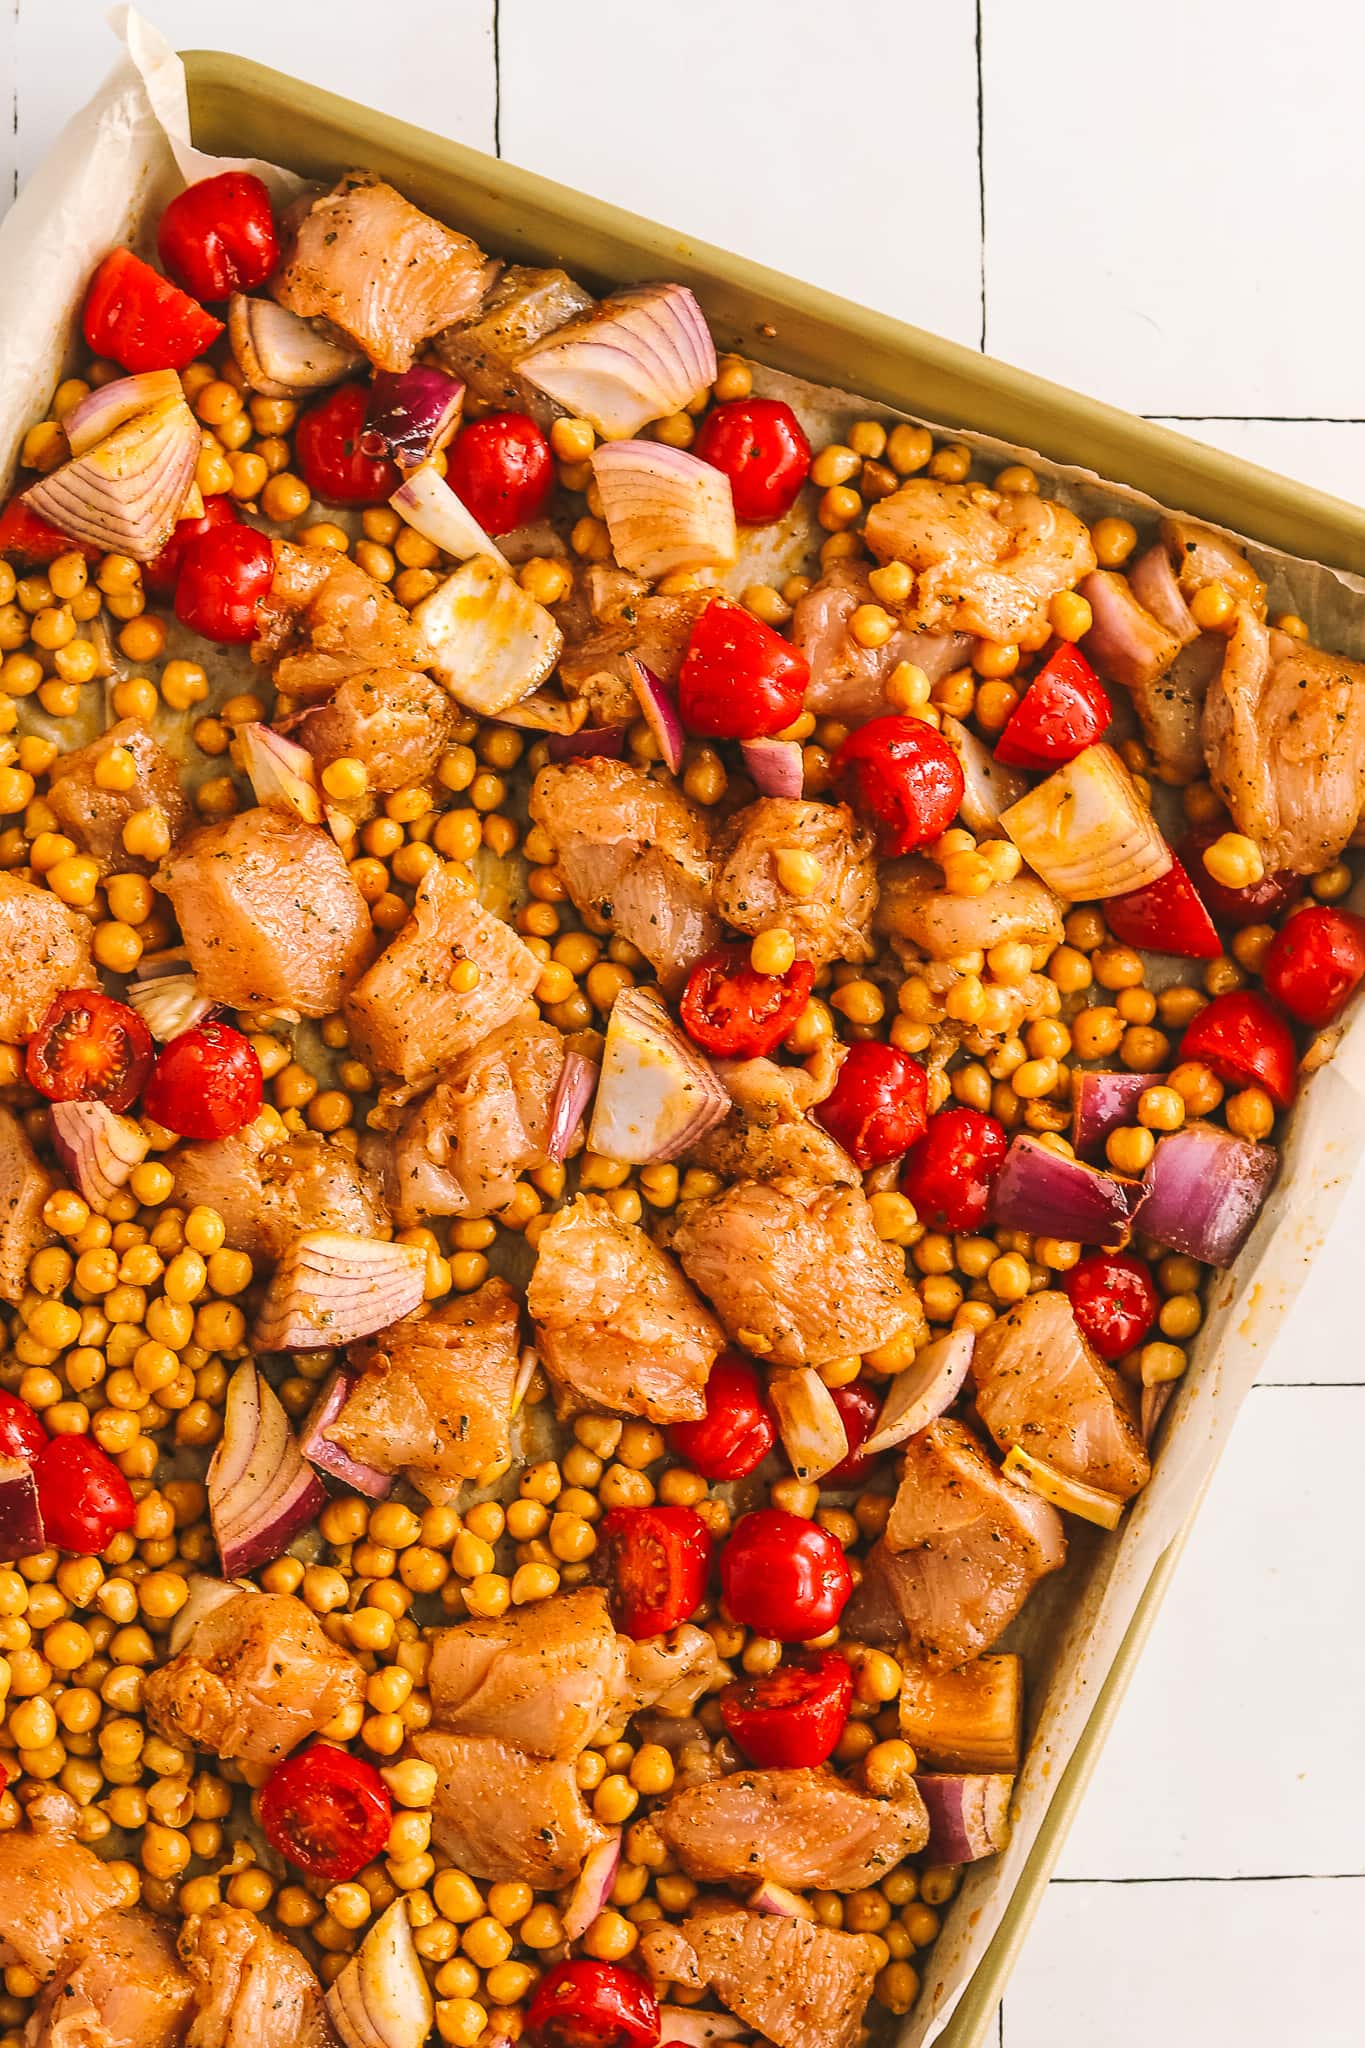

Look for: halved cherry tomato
[296,384,402,506]
[668,1351,776,1481]
[1180,822,1301,929]
[446,412,554,535]
[0,1389,46,1463]
[994,644,1111,769]
[26,990,153,1113]
[1262,905,1365,1029]
[32,1436,134,1554]
[1179,989,1297,1109]
[677,598,810,740]
[721,1508,852,1643]
[527,1959,660,2048]
[144,494,240,598]
[679,943,815,1059]
[0,498,100,564]
[599,1505,712,1640]
[815,1040,928,1169]
[1063,1252,1159,1361]
[174,523,274,643]
[1103,852,1221,960]
[259,1744,392,1885]
[82,248,223,373]
[825,1381,881,1486]
[157,171,278,303]
[899,1106,1008,1230]
[693,397,812,524]
[143,1022,263,1141]
[719,1647,853,1769]
[831,714,964,855]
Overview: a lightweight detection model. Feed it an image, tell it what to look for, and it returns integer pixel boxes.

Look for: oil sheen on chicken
[254,538,432,697]
[28,1908,193,2048]
[680,1905,882,2048]
[45,717,190,872]
[413,1730,608,1887]
[864,479,1097,644]
[971,1288,1151,1498]
[291,666,456,792]
[0,871,95,1042]
[710,798,879,967]
[659,1767,929,1890]
[428,1587,627,1758]
[792,559,971,723]
[180,1904,334,2048]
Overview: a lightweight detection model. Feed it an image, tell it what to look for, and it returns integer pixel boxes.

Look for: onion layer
[545,723,627,762]
[1133,1120,1278,1267]
[299,1369,395,1499]
[228,294,363,397]
[561,1829,622,1940]
[898,1652,1023,1773]
[64,370,183,456]
[768,1366,850,1482]
[326,1897,433,2048]
[518,283,717,439]
[747,1877,818,1920]
[656,2012,747,2048]
[364,367,465,469]
[861,1329,975,1459]
[49,1099,148,1213]
[390,463,507,568]
[1001,1443,1125,1529]
[989,1134,1144,1249]
[587,985,729,1163]
[915,1772,1015,1863]
[240,722,323,825]
[208,1364,326,1577]
[741,737,804,799]
[413,557,561,715]
[125,968,215,1042]
[626,657,684,774]
[941,713,1028,837]
[26,384,200,561]
[254,1232,427,1351]
[546,1051,599,1164]
[167,1575,249,1657]
[1000,743,1171,900]
[591,441,737,579]
[1071,1070,1165,1161]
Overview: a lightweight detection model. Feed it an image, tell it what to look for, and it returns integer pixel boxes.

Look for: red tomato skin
[527,1959,660,2048]
[0,498,101,564]
[1180,989,1297,1110]
[721,1508,853,1643]
[668,1351,776,1481]
[33,1437,134,1553]
[143,1022,263,1141]
[718,1648,853,1769]
[174,524,274,643]
[899,1106,1008,1230]
[1263,906,1365,1029]
[993,644,1111,768]
[815,1040,928,1169]
[82,248,223,373]
[1180,824,1302,929]
[678,599,810,741]
[832,715,964,855]
[824,1381,881,1485]
[1063,1252,1159,1361]
[599,1505,713,1640]
[1103,852,1221,960]
[296,384,402,506]
[26,990,154,1113]
[0,1389,47,1462]
[446,413,554,535]
[157,172,278,302]
[693,398,812,523]
[259,1744,392,1885]
[144,494,240,597]
[679,945,815,1059]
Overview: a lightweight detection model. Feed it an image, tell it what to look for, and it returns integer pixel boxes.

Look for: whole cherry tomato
[259,1744,392,1885]
[26,990,153,1113]
[0,498,100,564]
[721,1508,852,1643]
[815,1040,928,1169]
[599,1505,712,1639]
[296,384,402,506]
[143,1022,263,1141]
[82,248,223,373]
[1103,852,1221,960]
[679,944,815,1059]
[1262,905,1365,1029]
[1179,988,1297,1110]
[1180,822,1301,929]
[718,1647,853,1769]
[144,494,241,598]
[174,524,274,643]
[668,1351,776,1481]
[994,644,1112,769]
[831,714,964,855]
[527,1959,660,2048]
[824,1381,881,1486]
[899,1106,1008,1230]
[1063,1252,1159,1361]
[446,412,554,534]
[0,1389,46,1463]
[677,598,810,740]
[693,397,812,523]
[32,1437,135,1554]
[157,171,279,302]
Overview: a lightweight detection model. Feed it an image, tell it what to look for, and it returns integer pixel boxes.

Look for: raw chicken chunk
[659,1768,928,1890]
[0,1821,126,1977]
[557,590,710,727]
[254,538,431,697]
[681,1906,881,2048]
[688,1048,857,1187]
[792,560,970,723]
[29,1908,192,2048]
[0,1104,54,1305]
[612,1624,724,1724]
[971,1289,1151,1499]
[1162,516,1266,611]
[711,799,878,967]
[413,1730,608,1887]
[181,1905,334,2048]
[435,263,596,424]
[292,666,456,792]
[167,1120,388,1266]
[429,1587,626,1758]
[876,858,1064,962]
[45,718,191,872]
[0,870,95,1042]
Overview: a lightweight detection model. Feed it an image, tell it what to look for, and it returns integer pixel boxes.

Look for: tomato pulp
[598,1505,712,1639]
[143,1022,263,1142]
[82,248,223,373]
[1262,905,1365,1029]
[719,1647,853,1768]
[668,1351,776,1481]
[26,990,153,1113]
[446,412,554,534]
[831,715,964,855]
[526,1959,660,2048]
[1179,989,1297,1110]
[899,1106,1008,1231]
[174,524,274,643]
[680,944,815,1059]
[296,384,402,506]
[158,172,278,302]
[693,397,812,523]
[720,1508,852,1642]
[33,1436,135,1554]
[815,1039,928,1169]
[259,1744,393,1885]
[1063,1252,1159,1361]
[677,598,809,740]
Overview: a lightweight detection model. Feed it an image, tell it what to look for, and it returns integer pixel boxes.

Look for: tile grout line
[10,0,18,204]
[1052,1872,1365,1886]
[974,0,985,353]
[492,0,501,157]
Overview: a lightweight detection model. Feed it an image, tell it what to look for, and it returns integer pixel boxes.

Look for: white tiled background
[5,4,1363,2044]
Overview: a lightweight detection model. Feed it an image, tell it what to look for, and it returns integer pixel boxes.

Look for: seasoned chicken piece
[0,870,95,1042]
[292,667,456,792]
[637,1920,705,1989]
[1130,633,1224,787]
[0,1824,126,1978]
[674,1175,923,1368]
[273,170,497,372]
[530,758,721,994]
[972,1290,1151,1499]
[1079,570,1183,693]
[682,1906,881,2048]
[881,1419,1067,1666]
[429,1588,626,1757]
[611,1624,724,1724]
[528,1194,722,1422]
[334,1278,521,1501]
[254,539,430,696]
[45,719,191,873]
[168,1121,387,1266]
[689,1048,857,1187]
[0,1104,53,1306]
[165,807,374,1016]
[1162,516,1266,613]
[792,560,971,723]
[29,1908,192,2048]
[711,799,878,968]
[1078,569,1224,785]
[181,1905,334,2048]
[142,1589,363,1767]
[864,479,1097,645]
[661,1768,929,1890]
[435,264,596,425]
[876,858,1064,963]
[342,866,541,1088]
[1203,607,1365,872]
[557,590,711,727]
[413,1730,608,1887]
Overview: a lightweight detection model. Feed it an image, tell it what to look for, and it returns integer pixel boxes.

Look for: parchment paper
[2,15,1362,2048]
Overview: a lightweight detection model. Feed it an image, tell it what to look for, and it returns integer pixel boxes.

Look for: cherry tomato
[0,498,100,564]
[1103,852,1221,960]
[680,943,815,1059]
[831,715,964,855]
[1180,823,1301,929]
[26,990,153,1113]
[1063,1252,1159,1362]
[824,1381,881,1486]
[296,384,402,506]
[720,1508,852,1643]
[527,1959,660,2048]
[718,1647,853,1769]
[1262,905,1365,1029]
[446,412,554,535]
[899,1106,1008,1230]
[994,644,1111,769]
[259,1744,392,1885]
[668,1351,776,1481]
[599,1505,712,1639]
[157,171,279,302]
[82,248,223,373]
[143,1022,263,1141]
[174,523,274,643]
[1179,988,1297,1110]
[677,598,810,741]
[815,1040,928,1169]
[32,1437,134,1554]
[0,1389,46,1463]
[693,397,812,524]
[144,494,241,598]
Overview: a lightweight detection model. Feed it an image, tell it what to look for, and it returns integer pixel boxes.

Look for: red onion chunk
[741,738,804,798]
[588,985,729,1162]
[1129,544,1198,644]
[26,386,200,561]
[915,1773,1014,1863]
[518,283,717,440]
[989,1134,1143,1249]
[546,1052,599,1164]
[390,464,506,568]
[862,1328,974,1459]
[64,370,183,456]
[561,1829,622,1940]
[1071,1070,1166,1160]
[592,443,736,581]
[0,1458,43,1560]
[748,1878,817,1920]
[208,1364,326,1578]
[1141,1380,1176,1447]
[363,366,465,468]
[545,724,628,763]
[1135,1121,1279,1267]
[228,295,363,398]
[299,1368,395,1499]
[49,1099,149,1212]
[627,657,685,774]
[254,1233,426,1351]
[167,1575,246,1656]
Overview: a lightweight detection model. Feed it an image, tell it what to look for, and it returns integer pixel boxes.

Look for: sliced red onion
[861,1328,974,1459]
[26,386,200,561]
[240,722,323,825]
[49,1100,149,1213]
[561,1828,622,1940]
[546,1052,599,1164]
[1141,1380,1176,1446]
[626,657,685,774]
[741,737,804,798]
[0,1458,43,1560]
[1133,1120,1279,1267]
[941,713,1029,838]
[587,985,729,1163]
[299,1368,395,1499]
[592,442,736,579]
[545,723,628,762]
[390,462,506,568]
[208,1364,326,1578]
[1000,744,1170,901]
[768,1366,849,1483]
[511,1346,539,1416]
[326,1896,433,2048]
[1071,1070,1164,1161]
[64,369,184,456]
[125,968,215,1043]
[748,1878,817,1920]
[167,1574,248,1656]
[413,558,560,716]
[228,295,363,398]
[989,1134,1144,1249]
[518,283,717,439]
[499,690,589,736]
[1129,543,1199,645]
[363,366,465,469]
[254,1231,427,1351]
[915,1773,1014,1864]
[657,2014,747,2048]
